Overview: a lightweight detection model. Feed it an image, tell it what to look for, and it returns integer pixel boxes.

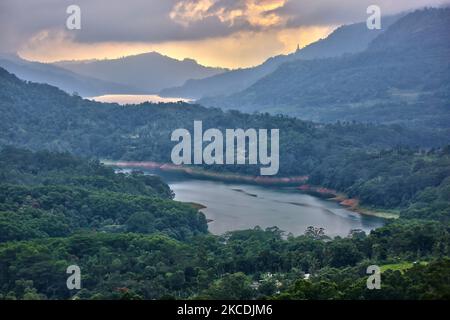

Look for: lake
[121,168,385,237]
[88,94,191,105]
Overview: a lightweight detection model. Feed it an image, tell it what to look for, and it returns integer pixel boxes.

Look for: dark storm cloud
[72,0,253,43]
[275,0,450,27]
[0,0,448,52]
[0,0,256,51]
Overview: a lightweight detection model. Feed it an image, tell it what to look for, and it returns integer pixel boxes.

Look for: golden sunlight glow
[18,26,333,69]
[169,0,287,28]
[170,0,215,27]
[246,0,287,27]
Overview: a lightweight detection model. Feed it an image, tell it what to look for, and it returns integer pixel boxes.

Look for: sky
[0,0,449,68]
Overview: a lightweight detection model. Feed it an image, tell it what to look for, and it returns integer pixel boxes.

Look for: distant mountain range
[0,52,227,96]
[0,54,137,97]
[4,13,401,100]
[159,14,402,100]
[53,52,227,93]
[0,7,447,130]
[0,11,409,101]
[199,8,450,127]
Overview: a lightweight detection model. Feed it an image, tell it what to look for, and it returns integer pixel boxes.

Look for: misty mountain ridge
[0,13,403,99]
[0,53,139,97]
[159,14,402,100]
[199,8,450,128]
[54,51,228,93]
[1,64,448,163]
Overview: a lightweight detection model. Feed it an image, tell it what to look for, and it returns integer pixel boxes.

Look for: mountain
[159,14,402,100]
[199,8,450,127]
[0,65,448,169]
[0,54,138,97]
[54,52,227,93]
[294,13,403,59]
[159,53,299,100]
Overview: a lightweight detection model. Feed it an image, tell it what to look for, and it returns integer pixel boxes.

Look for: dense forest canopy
[0,148,448,299]
[0,147,207,243]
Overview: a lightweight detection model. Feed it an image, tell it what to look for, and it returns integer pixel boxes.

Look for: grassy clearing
[356,207,400,219]
[380,261,428,273]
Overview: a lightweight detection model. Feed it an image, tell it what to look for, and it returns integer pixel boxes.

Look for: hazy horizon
[2,0,449,68]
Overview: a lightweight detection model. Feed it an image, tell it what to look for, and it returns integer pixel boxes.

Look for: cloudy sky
[0,0,448,68]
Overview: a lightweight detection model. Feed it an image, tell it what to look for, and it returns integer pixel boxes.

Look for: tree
[202,273,255,300]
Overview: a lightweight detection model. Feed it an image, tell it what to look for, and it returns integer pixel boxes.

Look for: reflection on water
[88,94,191,105]
[121,168,385,237]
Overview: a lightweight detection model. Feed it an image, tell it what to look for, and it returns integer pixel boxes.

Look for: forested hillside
[0,50,449,299]
[200,8,450,127]
[0,147,207,243]
[1,66,448,165]
[1,66,450,217]
[0,54,138,97]
[0,150,448,299]
[0,0,449,303]
[160,14,401,100]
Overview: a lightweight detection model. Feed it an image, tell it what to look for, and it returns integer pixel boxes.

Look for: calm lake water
[88,94,191,105]
[124,168,385,237]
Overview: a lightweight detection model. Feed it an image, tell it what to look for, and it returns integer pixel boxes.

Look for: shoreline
[297,185,399,220]
[103,160,398,220]
[103,160,309,185]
